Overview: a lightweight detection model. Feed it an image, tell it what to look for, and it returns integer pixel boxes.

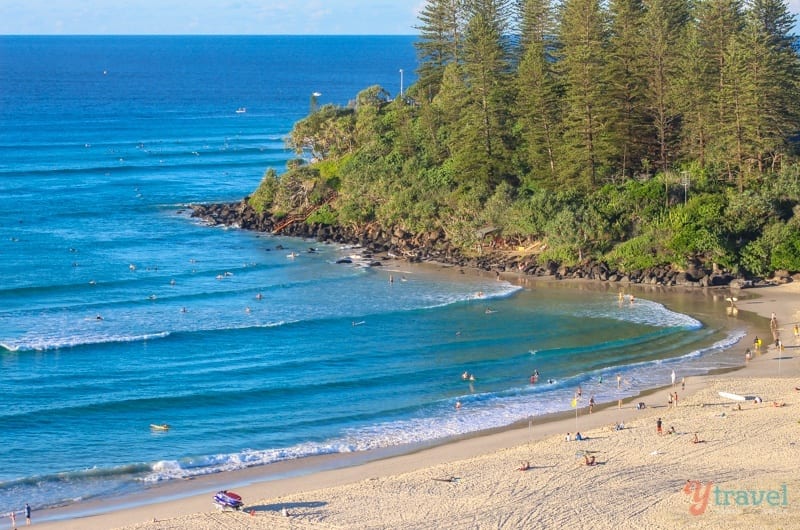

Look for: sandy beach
[30,280,800,530]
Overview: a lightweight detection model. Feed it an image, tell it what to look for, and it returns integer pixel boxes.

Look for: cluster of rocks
[190,200,790,289]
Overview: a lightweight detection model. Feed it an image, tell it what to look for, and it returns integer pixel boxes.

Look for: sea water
[0,36,747,516]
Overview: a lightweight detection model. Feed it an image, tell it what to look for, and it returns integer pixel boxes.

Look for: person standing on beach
[589,395,595,413]
[10,511,16,530]
[681,377,685,391]
[24,504,29,526]
[657,418,663,435]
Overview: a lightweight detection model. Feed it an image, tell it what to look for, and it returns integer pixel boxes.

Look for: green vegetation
[250,0,800,277]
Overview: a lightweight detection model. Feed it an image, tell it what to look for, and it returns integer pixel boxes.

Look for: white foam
[1,331,172,352]
[570,297,702,329]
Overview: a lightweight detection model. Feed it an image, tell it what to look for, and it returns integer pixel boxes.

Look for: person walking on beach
[656,417,663,435]
[589,395,595,413]
[10,511,16,530]
[24,505,29,526]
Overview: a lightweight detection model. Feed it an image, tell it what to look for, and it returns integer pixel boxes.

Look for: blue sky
[0,1,425,35]
[1,0,797,35]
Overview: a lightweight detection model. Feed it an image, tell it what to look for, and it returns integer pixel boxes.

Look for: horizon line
[0,33,420,37]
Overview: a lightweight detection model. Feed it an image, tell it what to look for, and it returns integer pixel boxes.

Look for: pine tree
[693,0,746,181]
[515,0,563,186]
[453,0,517,187]
[517,0,553,47]
[607,0,648,179]
[557,0,615,188]
[676,24,713,168]
[638,0,689,174]
[739,0,800,176]
[415,0,467,101]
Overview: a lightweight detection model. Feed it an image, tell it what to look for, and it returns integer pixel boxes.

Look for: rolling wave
[0,283,507,352]
[0,331,172,354]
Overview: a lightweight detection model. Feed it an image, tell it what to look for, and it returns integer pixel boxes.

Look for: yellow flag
[571,397,577,408]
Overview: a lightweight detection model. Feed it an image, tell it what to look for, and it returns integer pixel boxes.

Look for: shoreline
[30,278,799,529]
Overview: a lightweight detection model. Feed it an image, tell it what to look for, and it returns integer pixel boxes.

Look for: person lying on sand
[772,401,785,407]
[584,455,596,466]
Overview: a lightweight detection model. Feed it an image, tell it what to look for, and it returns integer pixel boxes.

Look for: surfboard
[718,391,746,401]
[150,423,170,431]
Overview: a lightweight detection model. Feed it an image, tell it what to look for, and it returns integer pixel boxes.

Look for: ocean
[0,36,748,518]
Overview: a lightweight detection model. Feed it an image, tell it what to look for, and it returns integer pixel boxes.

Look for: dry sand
[31,281,800,530]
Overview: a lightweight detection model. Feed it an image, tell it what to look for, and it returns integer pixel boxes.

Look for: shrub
[248,168,279,213]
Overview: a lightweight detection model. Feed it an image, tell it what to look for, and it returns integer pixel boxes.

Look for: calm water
[0,36,747,516]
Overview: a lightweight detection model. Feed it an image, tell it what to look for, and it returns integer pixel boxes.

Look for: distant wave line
[0,157,283,179]
[0,135,286,152]
[0,264,296,312]
[0,331,172,354]
[0,286,518,353]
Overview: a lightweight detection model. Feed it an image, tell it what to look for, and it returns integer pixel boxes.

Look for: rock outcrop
[190,200,777,289]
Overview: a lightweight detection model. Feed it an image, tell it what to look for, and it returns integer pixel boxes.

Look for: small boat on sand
[213,490,244,510]
[718,391,747,401]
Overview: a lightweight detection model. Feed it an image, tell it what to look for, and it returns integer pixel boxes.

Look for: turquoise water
[0,36,746,515]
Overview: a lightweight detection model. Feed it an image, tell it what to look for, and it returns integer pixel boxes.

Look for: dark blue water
[0,36,745,516]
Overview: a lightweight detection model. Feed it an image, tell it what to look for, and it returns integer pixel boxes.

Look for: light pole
[681,171,690,205]
[310,92,321,113]
[399,69,404,99]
